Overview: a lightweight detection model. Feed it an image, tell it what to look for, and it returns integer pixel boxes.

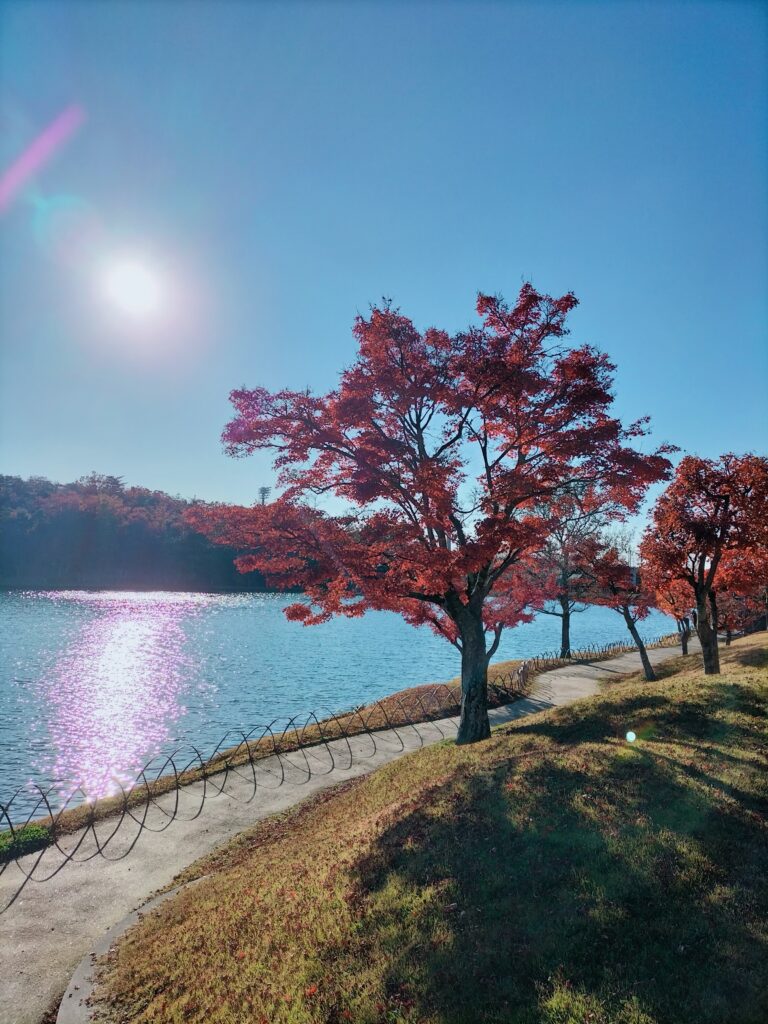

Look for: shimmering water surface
[0,590,674,805]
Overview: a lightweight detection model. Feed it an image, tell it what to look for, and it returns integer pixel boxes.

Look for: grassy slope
[92,636,768,1024]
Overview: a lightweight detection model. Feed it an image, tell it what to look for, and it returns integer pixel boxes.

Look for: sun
[101,257,164,318]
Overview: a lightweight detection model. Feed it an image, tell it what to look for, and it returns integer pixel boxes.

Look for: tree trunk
[559,596,571,659]
[676,617,690,656]
[696,592,720,675]
[622,607,656,681]
[456,608,491,745]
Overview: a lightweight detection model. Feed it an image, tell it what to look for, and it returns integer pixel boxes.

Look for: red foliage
[641,455,768,600]
[715,548,768,635]
[195,285,673,739]
[524,484,632,655]
[585,543,654,623]
[654,578,694,624]
[641,454,768,672]
[583,539,662,679]
[716,590,764,634]
[717,546,768,600]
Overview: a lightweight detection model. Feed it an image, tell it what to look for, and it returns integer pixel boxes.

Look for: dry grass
[91,634,768,1024]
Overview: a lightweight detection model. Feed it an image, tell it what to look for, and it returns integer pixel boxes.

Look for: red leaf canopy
[641,454,768,601]
[196,284,673,650]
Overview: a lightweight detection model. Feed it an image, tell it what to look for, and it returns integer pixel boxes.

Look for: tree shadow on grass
[651,735,762,769]
[728,646,768,670]
[507,693,673,745]
[706,680,768,718]
[326,728,768,1023]
[647,747,768,820]
[509,683,764,752]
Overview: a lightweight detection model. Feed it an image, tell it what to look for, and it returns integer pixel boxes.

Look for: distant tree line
[0,473,268,592]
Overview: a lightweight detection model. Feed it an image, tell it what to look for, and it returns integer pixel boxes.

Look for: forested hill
[0,473,266,591]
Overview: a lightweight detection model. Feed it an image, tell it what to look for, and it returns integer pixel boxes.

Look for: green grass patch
[0,823,51,863]
[91,634,768,1024]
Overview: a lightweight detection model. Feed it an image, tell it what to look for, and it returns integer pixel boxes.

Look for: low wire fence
[0,629,680,911]
[514,630,681,674]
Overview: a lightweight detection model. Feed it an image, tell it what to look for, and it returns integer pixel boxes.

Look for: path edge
[56,878,205,1024]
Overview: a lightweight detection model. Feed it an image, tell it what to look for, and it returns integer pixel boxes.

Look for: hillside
[0,473,266,591]
[91,635,768,1024]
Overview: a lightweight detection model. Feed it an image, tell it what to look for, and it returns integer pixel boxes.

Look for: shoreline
[0,632,679,850]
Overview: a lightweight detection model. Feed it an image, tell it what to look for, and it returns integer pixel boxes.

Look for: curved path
[0,641,689,1024]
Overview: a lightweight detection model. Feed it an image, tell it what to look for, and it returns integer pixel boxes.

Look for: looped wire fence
[0,630,680,912]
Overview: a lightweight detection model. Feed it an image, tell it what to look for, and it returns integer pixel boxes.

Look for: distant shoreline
[0,584,284,595]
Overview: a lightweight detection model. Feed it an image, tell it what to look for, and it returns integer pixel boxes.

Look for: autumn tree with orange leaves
[193,285,672,742]
[584,534,660,681]
[716,546,768,643]
[641,454,768,675]
[525,484,635,658]
[654,578,694,655]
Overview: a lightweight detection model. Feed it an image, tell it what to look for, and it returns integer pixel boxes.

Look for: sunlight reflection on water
[42,592,201,799]
[0,589,675,811]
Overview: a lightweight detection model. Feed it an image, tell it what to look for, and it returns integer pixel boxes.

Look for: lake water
[0,590,675,817]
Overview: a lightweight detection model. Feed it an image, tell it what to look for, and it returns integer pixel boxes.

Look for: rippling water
[0,590,674,811]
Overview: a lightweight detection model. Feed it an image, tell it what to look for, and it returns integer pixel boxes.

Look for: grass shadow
[729,647,768,670]
[506,693,672,746]
[332,700,768,1023]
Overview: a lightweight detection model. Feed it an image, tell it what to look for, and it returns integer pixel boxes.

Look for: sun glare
[102,258,164,318]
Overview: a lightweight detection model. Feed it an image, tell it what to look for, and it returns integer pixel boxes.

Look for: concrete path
[0,641,688,1024]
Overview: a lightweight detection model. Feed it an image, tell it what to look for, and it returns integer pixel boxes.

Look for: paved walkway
[0,641,688,1024]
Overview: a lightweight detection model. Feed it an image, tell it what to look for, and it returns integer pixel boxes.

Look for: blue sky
[1,0,766,510]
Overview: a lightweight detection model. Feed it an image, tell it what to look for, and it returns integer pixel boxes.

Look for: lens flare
[626,730,637,743]
[32,194,102,265]
[0,105,85,213]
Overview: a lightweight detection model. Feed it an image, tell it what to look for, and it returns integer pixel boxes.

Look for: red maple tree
[585,537,659,681]
[654,578,695,655]
[194,285,673,742]
[640,454,768,675]
[525,484,637,658]
[716,591,764,644]
[715,547,768,643]
[717,547,768,604]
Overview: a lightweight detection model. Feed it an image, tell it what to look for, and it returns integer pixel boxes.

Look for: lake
[0,590,675,818]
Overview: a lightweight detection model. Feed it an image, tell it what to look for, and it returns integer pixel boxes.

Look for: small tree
[715,547,768,643]
[196,285,672,742]
[587,536,658,681]
[641,454,768,675]
[258,486,271,506]
[654,578,693,655]
[76,472,125,495]
[716,591,763,645]
[527,485,632,658]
